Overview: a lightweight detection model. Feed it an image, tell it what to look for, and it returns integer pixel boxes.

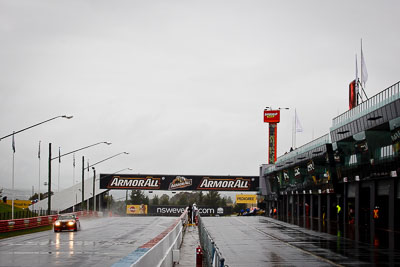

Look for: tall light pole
[92,167,96,212]
[85,152,130,211]
[48,141,111,214]
[87,152,129,169]
[0,115,73,141]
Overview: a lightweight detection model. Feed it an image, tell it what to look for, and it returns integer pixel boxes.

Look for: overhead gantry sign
[99,174,259,191]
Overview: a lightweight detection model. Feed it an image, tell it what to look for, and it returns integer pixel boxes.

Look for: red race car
[54,214,81,232]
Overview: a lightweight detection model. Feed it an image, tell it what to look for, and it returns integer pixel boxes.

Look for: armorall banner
[99,174,259,191]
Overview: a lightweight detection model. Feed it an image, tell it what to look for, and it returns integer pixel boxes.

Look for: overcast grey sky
[1,0,399,192]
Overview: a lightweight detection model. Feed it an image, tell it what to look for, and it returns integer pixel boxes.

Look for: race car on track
[53,214,81,232]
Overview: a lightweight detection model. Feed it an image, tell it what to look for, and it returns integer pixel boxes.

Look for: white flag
[361,43,368,86]
[295,110,303,132]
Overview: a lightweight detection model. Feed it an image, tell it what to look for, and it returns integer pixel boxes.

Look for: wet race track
[0,216,176,267]
[202,216,400,267]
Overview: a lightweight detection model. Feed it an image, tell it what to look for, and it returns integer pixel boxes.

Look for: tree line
[126,190,233,207]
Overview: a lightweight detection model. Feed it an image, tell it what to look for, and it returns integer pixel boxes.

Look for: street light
[47,141,111,214]
[0,115,73,220]
[85,152,129,170]
[0,115,73,141]
[92,167,96,212]
[85,152,130,211]
[265,106,289,110]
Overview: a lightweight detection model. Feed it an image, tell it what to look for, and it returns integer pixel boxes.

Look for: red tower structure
[264,109,281,164]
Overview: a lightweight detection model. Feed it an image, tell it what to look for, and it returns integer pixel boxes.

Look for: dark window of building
[393,101,399,117]
[360,116,365,130]
[382,106,389,121]
[389,102,396,119]
[364,116,370,130]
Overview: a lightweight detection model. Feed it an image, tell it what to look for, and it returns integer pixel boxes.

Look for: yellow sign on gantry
[236,194,257,204]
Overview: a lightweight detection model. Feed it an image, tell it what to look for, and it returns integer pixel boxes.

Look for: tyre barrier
[113,209,188,267]
[0,211,99,233]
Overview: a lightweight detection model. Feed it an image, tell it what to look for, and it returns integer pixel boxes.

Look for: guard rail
[198,215,226,267]
[0,210,99,233]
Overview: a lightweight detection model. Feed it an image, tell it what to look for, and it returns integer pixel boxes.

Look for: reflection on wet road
[0,216,175,267]
[202,217,400,266]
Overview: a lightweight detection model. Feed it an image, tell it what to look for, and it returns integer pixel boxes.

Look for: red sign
[264,110,280,123]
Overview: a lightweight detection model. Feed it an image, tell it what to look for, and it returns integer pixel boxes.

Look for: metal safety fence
[0,210,56,220]
[198,215,227,267]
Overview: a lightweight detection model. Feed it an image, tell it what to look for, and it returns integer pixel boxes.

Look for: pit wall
[113,209,188,267]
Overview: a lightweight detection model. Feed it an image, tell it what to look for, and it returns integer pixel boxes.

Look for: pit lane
[0,216,176,267]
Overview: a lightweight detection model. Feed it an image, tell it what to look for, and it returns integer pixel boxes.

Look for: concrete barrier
[113,209,188,267]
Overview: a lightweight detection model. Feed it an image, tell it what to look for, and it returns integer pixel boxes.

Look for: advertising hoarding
[264,110,280,123]
[269,123,277,163]
[236,194,257,204]
[126,204,148,215]
[100,174,258,191]
[148,205,232,216]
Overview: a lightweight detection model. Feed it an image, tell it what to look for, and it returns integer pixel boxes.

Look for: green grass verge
[0,203,13,212]
[0,203,38,220]
[0,225,53,239]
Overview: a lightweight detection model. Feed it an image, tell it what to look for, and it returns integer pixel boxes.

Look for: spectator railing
[331,81,400,130]
[198,215,226,267]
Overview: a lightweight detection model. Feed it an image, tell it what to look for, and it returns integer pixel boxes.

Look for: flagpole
[361,39,363,89]
[355,54,359,105]
[38,141,41,201]
[291,116,294,149]
[58,147,61,192]
[87,160,90,212]
[11,132,15,220]
[72,153,75,212]
[294,109,297,149]
[12,151,15,220]
[73,153,75,186]
[58,162,60,192]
